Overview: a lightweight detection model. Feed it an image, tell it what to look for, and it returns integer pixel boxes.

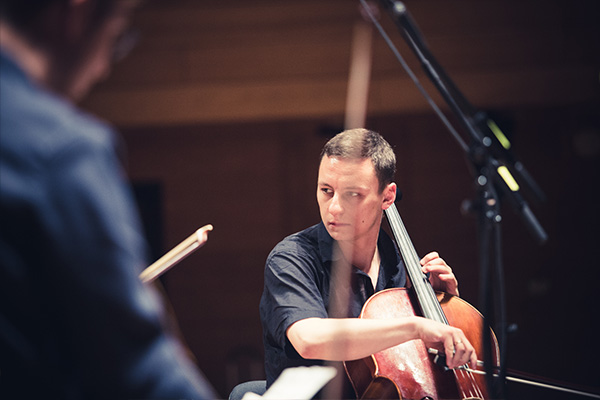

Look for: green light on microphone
[497,165,520,191]
[487,119,511,150]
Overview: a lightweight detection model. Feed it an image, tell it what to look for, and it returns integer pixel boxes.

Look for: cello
[344,203,498,399]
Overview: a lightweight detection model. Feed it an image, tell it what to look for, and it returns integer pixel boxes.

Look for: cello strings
[385,205,447,323]
[454,368,484,399]
[387,204,485,398]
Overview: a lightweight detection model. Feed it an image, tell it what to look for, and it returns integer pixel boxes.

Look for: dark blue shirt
[260,222,407,388]
[0,50,215,399]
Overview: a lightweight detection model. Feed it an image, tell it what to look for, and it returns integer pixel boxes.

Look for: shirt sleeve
[261,241,329,352]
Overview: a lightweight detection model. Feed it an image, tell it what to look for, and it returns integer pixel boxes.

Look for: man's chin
[326,226,353,241]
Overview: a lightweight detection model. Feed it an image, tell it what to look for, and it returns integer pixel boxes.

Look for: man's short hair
[320,128,396,192]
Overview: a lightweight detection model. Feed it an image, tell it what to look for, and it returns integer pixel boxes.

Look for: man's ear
[382,182,397,210]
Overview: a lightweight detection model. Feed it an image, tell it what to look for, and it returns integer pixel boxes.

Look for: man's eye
[321,188,333,195]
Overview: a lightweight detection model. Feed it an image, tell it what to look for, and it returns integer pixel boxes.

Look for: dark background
[82,1,600,398]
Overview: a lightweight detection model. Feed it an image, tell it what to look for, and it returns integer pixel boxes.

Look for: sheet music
[242,366,337,400]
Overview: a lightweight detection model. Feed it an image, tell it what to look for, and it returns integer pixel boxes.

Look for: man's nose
[328,193,343,215]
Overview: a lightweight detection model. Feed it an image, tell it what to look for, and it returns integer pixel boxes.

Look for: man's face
[317,155,395,243]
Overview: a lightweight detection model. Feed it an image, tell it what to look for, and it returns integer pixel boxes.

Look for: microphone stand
[366,1,549,397]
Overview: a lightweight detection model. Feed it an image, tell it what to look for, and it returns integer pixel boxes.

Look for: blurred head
[317,129,397,243]
[0,0,140,100]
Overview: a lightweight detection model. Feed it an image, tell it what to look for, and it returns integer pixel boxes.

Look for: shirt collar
[316,222,401,281]
[316,222,339,263]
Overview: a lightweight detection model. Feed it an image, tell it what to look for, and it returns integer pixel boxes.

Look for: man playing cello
[260,128,477,398]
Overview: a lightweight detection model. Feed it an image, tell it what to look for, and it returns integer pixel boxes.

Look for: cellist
[259,128,477,398]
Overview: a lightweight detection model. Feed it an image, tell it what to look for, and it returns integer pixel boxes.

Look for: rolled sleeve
[264,251,328,347]
[259,226,330,385]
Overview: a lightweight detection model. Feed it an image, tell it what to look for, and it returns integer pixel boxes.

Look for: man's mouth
[328,221,349,228]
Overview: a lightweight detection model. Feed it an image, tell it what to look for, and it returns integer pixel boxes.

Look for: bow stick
[139,224,213,283]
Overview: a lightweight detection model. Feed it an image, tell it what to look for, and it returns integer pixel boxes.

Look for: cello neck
[384,203,447,324]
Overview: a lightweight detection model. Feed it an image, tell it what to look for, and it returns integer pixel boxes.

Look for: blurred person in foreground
[0,0,215,398]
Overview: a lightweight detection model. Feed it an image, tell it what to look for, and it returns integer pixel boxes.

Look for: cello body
[342,203,500,399]
[345,288,499,400]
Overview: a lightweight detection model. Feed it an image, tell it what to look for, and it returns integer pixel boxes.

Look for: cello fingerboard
[385,203,448,324]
